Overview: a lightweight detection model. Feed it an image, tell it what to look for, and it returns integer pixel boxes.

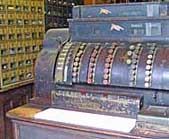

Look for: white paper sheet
[34,108,136,133]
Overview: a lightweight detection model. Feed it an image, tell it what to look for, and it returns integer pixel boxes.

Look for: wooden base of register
[7,104,169,139]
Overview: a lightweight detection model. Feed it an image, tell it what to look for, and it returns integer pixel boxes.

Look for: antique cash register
[7,2,169,139]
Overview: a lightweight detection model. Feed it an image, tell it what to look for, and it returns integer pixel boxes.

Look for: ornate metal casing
[35,2,169,136]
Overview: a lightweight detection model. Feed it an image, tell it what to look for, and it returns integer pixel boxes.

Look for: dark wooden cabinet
[0,84,33,139]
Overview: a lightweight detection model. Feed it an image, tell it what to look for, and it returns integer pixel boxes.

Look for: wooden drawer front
[15,123,126,139]
[18,125,94,139]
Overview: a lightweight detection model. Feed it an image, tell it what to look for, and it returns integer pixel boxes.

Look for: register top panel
[73,2,169,19]
[69,18,169,42]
